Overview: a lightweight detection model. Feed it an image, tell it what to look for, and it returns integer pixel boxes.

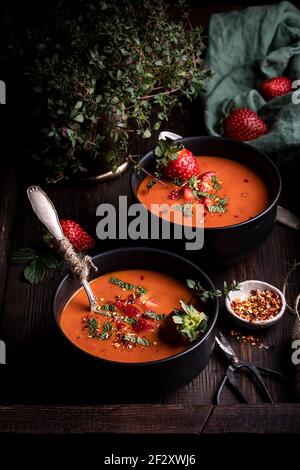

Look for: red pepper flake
[231,289,282,323]
[168,189,180,200]
[230,330,270,349]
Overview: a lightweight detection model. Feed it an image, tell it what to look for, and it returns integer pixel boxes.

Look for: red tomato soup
[60,270,204,363]
[137,156,269,228]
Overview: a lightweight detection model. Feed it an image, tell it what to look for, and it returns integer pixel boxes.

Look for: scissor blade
[216,332,238,361]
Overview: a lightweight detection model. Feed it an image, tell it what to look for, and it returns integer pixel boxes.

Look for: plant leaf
[24,258,46,284]
[143,129,151,138]
[40,253,60,269]
[73,114,84,123]
[11,248,39,264]
[186,279,196,289]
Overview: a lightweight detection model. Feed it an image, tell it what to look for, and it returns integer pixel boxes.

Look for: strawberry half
[223,108,268,142]
[60,219,95,252]
[259,76,292,101]
[163,149,199,179]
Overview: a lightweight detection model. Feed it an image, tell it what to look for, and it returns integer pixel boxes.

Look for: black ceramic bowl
[53,247,218,393]
[131,136,281,265]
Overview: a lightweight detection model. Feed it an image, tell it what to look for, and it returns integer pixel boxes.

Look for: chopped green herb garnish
[109,277,147,295]
[101,304,117,311]
[207,197,228,213]
[122,316,137,324]
[198,191,217,200]
[136,286,147,295]
[154,170,163,179]
[95,306,113,317]
[88,318,99,338]
[173,177,183,186]
[123,334,149,347]
[174,203,193,217]
[188,175,198,190]
[146,180,157,190]
[143,310,167,321]
[99,321,113,340]
[211,175,221,191]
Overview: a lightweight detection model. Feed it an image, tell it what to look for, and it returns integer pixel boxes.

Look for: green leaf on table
[11,248,39,264]
[40,253,60,269]
[24,258,46,284]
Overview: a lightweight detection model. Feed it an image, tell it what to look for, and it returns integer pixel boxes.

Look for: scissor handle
[216,365,248,405]
[235,362,274,403]
[256,366,287,381]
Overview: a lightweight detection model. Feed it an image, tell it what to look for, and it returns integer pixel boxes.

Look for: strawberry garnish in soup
[163,149,199,179]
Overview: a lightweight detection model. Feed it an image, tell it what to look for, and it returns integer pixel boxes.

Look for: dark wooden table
[0,0,300,446]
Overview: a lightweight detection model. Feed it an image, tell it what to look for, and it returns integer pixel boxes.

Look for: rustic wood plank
[204,404,300,434]
[0,404,212,435]
[0,403,300,434]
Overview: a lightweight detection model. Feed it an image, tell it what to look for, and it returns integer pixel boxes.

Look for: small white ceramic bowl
[225,280,286,330]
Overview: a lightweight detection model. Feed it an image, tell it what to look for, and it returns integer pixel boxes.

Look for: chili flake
[231,289,282,323]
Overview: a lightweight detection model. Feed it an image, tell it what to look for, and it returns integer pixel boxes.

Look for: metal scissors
[215,332,286,404]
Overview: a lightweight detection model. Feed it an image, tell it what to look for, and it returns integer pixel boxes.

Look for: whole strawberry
[163,148,199,179]
[223,108,268,142]
[60,219,95,252]
[260,76,292,101]
[155,138,199,180]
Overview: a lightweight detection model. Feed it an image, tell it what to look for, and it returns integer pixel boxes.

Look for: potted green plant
[24,0,211,183]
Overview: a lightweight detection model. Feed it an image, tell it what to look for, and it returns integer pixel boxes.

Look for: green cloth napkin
[203,1,300,167]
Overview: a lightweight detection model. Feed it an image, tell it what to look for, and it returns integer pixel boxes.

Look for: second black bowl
[131,136,281,265]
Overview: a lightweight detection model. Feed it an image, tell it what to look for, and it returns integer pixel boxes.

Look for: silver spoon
[27,185,99,312]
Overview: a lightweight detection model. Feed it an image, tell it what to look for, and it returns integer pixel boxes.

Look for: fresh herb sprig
[187,279,241,303]
[211,175,221,191]
[24,1,211,183]
[207,197,228,213]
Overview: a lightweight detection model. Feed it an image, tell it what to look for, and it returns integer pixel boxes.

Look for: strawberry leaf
[40,253,60,269]
[24,258,46,284]
[154,137,183,168]
[11,248,39,264]
[12,246,60,284]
